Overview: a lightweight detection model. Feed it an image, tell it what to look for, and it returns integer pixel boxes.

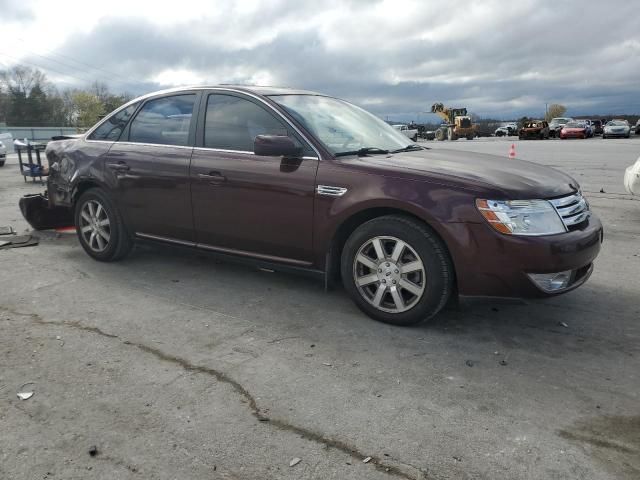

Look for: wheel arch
[71,178,108,205]
[327,206,457,289]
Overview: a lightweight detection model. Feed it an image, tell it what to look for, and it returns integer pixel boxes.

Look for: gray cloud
[0,0,35,21]
[20,0,640,120]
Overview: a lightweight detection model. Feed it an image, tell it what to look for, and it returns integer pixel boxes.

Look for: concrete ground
[1,136,639,480]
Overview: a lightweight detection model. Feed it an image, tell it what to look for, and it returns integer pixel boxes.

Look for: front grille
[549,192,590,229]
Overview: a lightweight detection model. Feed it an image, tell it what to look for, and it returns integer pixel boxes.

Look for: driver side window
[204,94,315,156]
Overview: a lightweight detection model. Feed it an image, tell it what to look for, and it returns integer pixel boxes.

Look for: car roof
[129,85,325,102]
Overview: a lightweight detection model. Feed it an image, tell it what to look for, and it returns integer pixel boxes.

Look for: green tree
[545,104,567,121]
[72,91,105,128]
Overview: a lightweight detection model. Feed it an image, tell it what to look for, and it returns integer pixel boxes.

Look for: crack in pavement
[2,307,433,480]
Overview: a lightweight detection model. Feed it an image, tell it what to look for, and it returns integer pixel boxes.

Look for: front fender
[313,167,481,267]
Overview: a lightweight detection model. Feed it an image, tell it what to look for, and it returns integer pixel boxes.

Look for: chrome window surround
[549,191,590,228]
[83,87,320,159]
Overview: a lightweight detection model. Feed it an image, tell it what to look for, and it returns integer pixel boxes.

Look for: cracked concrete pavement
[1,137,639,479]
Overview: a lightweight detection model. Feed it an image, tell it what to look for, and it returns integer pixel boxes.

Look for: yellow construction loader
[431,103,475,141]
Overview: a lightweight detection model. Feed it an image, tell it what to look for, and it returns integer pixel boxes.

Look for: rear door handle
[107,162,130,171]
[198,172,226,183]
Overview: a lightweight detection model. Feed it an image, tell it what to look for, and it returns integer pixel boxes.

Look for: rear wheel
[435,129,446,141]
[341,216,454,326]
[74,188,133,262]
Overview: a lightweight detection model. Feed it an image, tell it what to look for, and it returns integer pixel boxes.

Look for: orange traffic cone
[508,143,516,159]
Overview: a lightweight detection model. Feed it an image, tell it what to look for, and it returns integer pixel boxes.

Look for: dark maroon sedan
[40,86,602,325]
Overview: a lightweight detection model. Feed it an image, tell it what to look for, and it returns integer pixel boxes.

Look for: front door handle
[198,172,226,183]
[107,162,130,171]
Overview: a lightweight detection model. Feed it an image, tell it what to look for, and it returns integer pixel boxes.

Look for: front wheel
[0,160,5,167]
[74,188,133,262]
[341,216,454,326]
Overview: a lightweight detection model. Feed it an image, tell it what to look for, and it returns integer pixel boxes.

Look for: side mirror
[254,135,303,158]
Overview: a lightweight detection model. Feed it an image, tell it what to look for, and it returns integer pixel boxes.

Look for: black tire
[0,160,5,167]
[412,134,418,142]
[74,188,133,262]
[340,215,454,326]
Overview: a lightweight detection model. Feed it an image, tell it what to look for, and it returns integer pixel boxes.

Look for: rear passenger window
[204,94,313,155]
[129,95,196,146]
[88,102,139,141]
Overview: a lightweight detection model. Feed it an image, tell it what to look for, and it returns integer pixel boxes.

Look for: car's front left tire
[74,188,133,262]
[340,215,454,326]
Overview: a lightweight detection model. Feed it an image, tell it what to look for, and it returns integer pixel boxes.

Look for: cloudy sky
[1,0,639,121]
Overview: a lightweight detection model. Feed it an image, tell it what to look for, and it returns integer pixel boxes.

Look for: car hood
[356,148,578,199]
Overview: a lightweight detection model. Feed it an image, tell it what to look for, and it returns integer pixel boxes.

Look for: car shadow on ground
[62,239,637,363]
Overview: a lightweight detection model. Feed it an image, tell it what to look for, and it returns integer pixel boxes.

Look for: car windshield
[565,122,582,128]
[552,118,569,124]
[269,94,411,155]
[607,121,626,126]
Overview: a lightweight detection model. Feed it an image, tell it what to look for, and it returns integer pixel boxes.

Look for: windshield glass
[269,94,410,155]
[565,122,582,128]
[552,118,569,125]
[608,121,626,126]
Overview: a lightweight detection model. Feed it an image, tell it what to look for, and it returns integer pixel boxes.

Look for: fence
[0,127,80,153]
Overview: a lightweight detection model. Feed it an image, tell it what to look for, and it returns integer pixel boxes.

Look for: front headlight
[476,199,567,236]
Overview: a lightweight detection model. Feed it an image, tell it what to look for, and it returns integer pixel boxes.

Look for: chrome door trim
[135,232,196,247]
[196,242,313,267]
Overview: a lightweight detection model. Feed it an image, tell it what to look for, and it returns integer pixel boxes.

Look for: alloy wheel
[79,200,111,252]
[352,236,426,313]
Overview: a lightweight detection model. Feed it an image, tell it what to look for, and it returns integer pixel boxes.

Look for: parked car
[519,120,549,139]
[603,120,631,138]
[494,123,518,137]
[37,86,602,326]
[590,119,603,135]
[560,121,589,139]
[575,120,594,138]
[392,124,418,142]
[549,117,573,138]
[634,119,640,135]
[421,130,436,140]
[0,140,6,167]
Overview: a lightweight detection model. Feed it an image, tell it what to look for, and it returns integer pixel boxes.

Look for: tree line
[0,65,131,128]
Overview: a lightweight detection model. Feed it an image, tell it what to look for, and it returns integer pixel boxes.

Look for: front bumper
[447,214,603,298]
[604,131,629,137]
[560,132,586,138]
[519,130,544,138]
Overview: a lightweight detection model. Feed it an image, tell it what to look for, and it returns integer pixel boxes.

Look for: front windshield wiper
[334,147,390,157]
[390,144,424,153]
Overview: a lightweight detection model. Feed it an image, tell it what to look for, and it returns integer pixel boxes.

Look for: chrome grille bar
[550,192,590,228]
